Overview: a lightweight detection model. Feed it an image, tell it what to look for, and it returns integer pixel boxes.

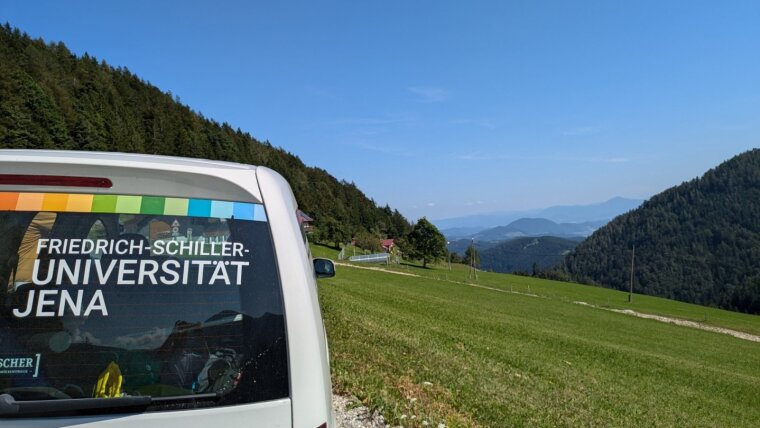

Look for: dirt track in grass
[574,301,760,343]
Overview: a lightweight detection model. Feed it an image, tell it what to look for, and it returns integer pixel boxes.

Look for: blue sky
[3,1,759,220]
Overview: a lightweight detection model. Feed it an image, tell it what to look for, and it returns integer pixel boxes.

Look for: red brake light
[0,175,112,188]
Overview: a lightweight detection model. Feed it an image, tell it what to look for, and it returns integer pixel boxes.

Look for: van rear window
[0,192,288,415]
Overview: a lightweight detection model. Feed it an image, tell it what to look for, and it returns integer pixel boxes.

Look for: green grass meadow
[313,245,760,427]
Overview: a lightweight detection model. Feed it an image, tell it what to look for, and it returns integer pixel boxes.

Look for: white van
[0,150,336,428]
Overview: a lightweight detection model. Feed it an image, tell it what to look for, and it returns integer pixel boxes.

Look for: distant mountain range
[435,197,644,231]
[442,198,643,278]
[446,218,605,241]
[446,218,592,272]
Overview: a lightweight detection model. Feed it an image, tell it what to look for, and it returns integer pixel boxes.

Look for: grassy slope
[339,249,760,337]
[313,245,760,427]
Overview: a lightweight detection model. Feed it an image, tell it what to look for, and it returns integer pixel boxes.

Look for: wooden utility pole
[468,238,478,281]
[628,245,635,303]
[447,241,451,271]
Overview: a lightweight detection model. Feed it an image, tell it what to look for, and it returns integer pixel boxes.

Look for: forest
[479,236,578,275]
[0,24,410,241]
[565,149,760,314]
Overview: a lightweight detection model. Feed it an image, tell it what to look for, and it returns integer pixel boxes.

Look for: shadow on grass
[313,242,339,251]
[399,261,438,270]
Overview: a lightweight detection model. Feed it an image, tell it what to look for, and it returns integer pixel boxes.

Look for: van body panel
[0,151,334,427]
[255,167,334,427]
[5,399,291,428]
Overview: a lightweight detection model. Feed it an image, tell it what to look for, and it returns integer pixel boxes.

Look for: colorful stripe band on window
[0,192,267,222]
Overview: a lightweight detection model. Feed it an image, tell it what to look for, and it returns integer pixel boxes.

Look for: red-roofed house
[381,239,395,252]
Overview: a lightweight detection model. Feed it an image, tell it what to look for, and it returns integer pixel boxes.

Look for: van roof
[0,149,256,171]
[0,150,263,203]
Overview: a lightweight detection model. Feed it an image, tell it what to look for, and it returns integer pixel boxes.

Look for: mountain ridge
[434,197,644,230]
[447,217,605,241]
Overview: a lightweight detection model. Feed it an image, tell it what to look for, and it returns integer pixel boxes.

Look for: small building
[297,210,314,233]
[381,239,395,252]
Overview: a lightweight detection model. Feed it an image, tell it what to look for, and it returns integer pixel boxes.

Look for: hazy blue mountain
[440,226,487,240]
[471,218,605,241]
[538,197,644,223]
[436,210,537,230]
[433,197,644,230]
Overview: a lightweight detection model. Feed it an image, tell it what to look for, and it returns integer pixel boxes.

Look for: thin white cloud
[408,86,450,103]
[449,151,630,164]
[451,118,499,130]
[426,202,436,207]
[451,152,493,161]
[601,157,630,163]
[329,115,415,126]
[562,126,600,136]
[353,141,417,157]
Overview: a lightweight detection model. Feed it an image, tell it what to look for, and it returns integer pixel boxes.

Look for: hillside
[0,24,410,239]
[479,236,579,274]
[446,239,498,257]
[315,244,760,427]
[566,149,760,314]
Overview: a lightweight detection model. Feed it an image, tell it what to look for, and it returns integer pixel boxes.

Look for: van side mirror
[313,258,336,278]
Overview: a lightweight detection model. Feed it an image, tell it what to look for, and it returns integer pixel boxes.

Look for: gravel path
[336,263,539,298]
[333,394,392,428]
[335,262,420,277]
[574,301,760,342]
